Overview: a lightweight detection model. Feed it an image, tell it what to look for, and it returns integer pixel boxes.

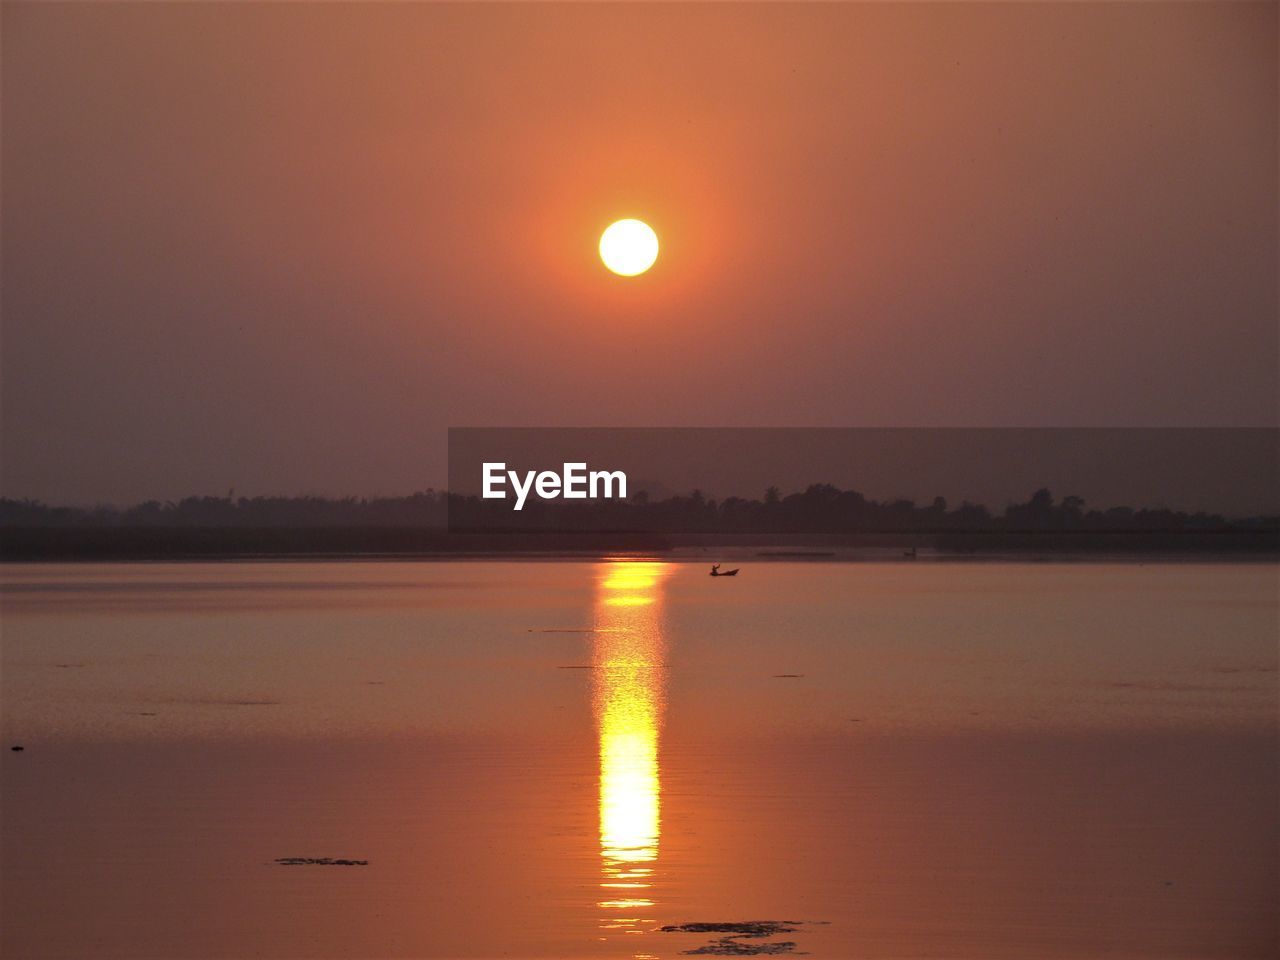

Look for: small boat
[710,564,740,577]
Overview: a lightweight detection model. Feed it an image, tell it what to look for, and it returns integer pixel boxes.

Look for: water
[2,560,1276,958]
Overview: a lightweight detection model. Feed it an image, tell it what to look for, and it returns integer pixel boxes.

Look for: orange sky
[2,2,1275,502]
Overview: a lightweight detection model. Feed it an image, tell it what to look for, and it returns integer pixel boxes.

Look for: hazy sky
[2,2,1276,504]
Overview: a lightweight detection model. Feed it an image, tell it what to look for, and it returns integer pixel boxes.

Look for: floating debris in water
[556,664,593,670]
[662,922,800,937]
[661,921,816,955]
[772,674,804,679]
[10,745,24,752]
[684,940,800,956]
[275,857,368,866]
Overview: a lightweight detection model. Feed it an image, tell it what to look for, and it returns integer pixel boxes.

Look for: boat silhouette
[710,564,740,577]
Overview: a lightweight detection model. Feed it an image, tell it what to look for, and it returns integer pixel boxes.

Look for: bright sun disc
[599,219,659,276]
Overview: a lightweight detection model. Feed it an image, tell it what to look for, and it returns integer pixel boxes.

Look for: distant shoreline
[1,527,1275,562]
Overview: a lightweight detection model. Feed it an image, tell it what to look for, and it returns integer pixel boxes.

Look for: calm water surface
[2,560,1276,959]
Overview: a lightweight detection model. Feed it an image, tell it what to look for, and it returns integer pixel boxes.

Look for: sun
[599,219,659,276]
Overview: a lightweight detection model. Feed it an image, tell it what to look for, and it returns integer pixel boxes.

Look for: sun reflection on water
[593,561,669,950]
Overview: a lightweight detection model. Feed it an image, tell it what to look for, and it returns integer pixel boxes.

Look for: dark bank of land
[1,527,1275,561]
[0,525,670,560]
[2,487,1276,560]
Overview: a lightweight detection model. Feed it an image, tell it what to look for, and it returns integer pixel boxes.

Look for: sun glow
[593,561,669,940]
[599,219,659,276]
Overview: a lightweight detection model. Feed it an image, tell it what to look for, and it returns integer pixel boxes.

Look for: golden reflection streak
[593,561,669,948]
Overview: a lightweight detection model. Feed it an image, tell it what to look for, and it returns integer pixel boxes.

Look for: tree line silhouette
[2,485,1274,534]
